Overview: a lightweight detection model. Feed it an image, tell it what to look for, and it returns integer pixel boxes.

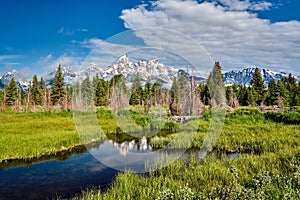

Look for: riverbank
[72,109,300,199]
[1,108,300,164]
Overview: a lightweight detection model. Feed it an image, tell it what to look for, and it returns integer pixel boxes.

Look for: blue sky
[0,0,300,78]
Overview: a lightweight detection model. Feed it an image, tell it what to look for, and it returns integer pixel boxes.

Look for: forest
[1,62,300,113]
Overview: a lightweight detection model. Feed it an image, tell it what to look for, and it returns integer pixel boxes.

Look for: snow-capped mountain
[100,55,180,88]
[1,57,299,91]
[223,68,297,86]
[0,70,29,90]
[45,65,77,87]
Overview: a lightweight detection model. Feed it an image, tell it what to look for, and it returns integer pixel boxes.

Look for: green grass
[73,148,300,200]
[1,107,300,199]
[72,108,300,200]
[0,111,80,162]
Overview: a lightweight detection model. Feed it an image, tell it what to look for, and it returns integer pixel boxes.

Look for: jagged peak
[117,54,129,62]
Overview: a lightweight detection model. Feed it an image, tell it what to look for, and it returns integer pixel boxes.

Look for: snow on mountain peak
[223,67,297,86]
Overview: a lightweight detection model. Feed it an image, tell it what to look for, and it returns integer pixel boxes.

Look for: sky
[0,0,299,79]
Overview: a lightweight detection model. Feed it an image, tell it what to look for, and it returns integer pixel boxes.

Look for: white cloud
[120,0,300,75]
[0,55,21,62]
[76,36,207,76]
[57,27,88,36]
[214,0,272,11]
[80,38,142,68]
[35,54,83,77]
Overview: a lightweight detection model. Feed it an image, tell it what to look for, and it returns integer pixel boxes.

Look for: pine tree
[265,79,278,106]
[92,74,100,97]
[143,77,152,107]
[81,77,93,106]
[170,77,179,102]
[247,87,258,106]
[170,77,181,115]
[40,77,45,91]
[285,74,298,106]
[236,84,248,106]
[0,90,4,106]
[51,65,65,105]
[95,79,109,106]
[207,61,225,107]
[31,75,42,105]
[5,78,18,106]
[151,81,163,106]
[198,82,210,105]
[251,68,265,105]
[277,79,288,106]
[129,90,140,106]
[129,73,143,105]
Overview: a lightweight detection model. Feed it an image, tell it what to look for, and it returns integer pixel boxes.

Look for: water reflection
[109,137,152,156]
[0,138,247,200]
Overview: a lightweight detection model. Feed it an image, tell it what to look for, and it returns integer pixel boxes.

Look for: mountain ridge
[1,56,299,90]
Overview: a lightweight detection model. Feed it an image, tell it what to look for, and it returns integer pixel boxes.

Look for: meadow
[1,107,300,199]
[73,108,300,200]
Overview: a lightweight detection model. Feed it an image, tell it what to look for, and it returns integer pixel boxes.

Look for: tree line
[1,63,300,113]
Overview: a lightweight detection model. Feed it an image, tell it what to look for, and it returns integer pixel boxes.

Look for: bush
[163,121,179,133]
[265,111,300,125]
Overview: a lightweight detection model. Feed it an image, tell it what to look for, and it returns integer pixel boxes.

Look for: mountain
[223,68,298,86]
[45,65,77,87]
[41,55,187,89]
[100,55,181,88]
[0,70,29,90]
[1,57,299,90]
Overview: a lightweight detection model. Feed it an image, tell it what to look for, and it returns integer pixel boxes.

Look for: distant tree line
[1,64,300,113]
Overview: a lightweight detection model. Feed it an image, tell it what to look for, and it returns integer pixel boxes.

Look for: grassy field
[72,108,300,200]
[1,107,300,199]
[0,111,80,162]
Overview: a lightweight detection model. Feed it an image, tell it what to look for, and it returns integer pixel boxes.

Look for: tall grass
[73,108,300,199]
[0,111,80,162]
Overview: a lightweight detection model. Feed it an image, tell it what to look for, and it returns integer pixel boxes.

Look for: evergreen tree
[5,78,18,106]
[95,79,109,106]
[0,90,4,106]
[65,86,73,110]
[40,77,45,91]
[247,87,258,106]
[237,84,248,106]
[131,72,142,92]
[285,74,298,106]
[129,73,143,105]
[51,65,65,105]
[207,61,225,106]
[251,68,265,105]
[198,82,210,105]
[31,75,42,105]
[178,71,188,93]
[92,74,100,97]
[170,77,179,102]
[143,77,152,107]
[265,79,278,106]
[129,90,141,106]
[81,77,93,105]
[151,81,163,105]
[277,79,288,106]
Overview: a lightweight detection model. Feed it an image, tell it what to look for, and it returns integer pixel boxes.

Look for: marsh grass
[0,111,80,162]
[73,108,300,199]
[74,147,300,200]
[1,107,300,199]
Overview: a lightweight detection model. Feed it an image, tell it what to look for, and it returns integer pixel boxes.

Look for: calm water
[0,138,243,200]
[0,151,118,199]
[0,138,156,200]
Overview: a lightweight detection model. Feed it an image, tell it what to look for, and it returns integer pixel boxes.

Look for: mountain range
[0,55,299,90]
[222,68,298,86]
